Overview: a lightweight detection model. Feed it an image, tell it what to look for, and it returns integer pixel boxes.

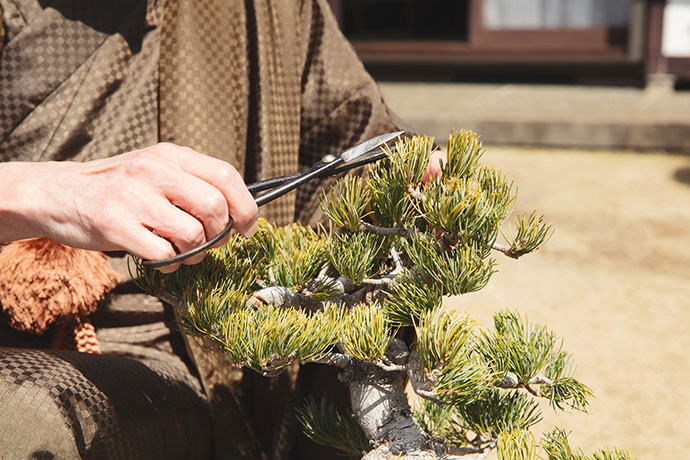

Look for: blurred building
[327,0,690,88]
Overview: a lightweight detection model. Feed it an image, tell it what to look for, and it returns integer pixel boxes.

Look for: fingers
[107,221,182,274]
[156,172,230,242]
[423,149,447,183]
[167,145,259,237]
[64,143,259,272]
[140,195,210,266]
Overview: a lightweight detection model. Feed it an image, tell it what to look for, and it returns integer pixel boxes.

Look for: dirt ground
[445,146,690,459]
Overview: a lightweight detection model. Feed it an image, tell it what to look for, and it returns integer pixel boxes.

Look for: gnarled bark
[344,360,437,460]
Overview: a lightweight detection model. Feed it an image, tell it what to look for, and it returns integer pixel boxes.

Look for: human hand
[1,143,258,273]
[423,149,447,182]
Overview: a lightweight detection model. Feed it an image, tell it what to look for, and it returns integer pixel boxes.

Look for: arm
[0,143,258,273]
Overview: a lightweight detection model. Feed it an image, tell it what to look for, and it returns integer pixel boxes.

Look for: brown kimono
[0,0,407,459]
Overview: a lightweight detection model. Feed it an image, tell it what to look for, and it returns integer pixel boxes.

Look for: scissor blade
[339,131,404,163]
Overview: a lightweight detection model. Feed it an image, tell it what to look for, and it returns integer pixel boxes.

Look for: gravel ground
[446,146,690,459]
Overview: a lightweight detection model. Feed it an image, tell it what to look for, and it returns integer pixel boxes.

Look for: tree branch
[268,266,278,285]
[491,242,519,259]
[359,220,416,238]
[390,246,403,274]
[528,375,554,386]
[361,277,394,286]
[495,373,520,389]
[495,373,553,397]
[407,185,426,203]
[372,360,407,373]
[157,290,184,309]
[405,351,450,406]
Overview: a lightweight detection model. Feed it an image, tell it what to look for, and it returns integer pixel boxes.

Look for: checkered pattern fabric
[0,348,212,459]
[0,0,159,162]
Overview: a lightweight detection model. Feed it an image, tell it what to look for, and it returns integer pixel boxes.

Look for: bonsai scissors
[143,130,404,268]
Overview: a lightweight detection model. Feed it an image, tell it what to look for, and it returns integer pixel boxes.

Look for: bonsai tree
[135,131,633,460]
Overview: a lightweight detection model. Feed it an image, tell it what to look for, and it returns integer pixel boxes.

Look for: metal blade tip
[340,130,404,163]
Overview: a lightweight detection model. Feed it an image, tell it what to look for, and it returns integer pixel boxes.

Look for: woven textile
[0,0,160,162]
[0,348,212,459]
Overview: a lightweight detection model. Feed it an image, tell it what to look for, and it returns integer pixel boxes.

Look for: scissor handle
[142,217,235,269]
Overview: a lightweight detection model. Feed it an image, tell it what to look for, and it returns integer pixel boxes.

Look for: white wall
[662,0,690,57]
[483,0,631,29]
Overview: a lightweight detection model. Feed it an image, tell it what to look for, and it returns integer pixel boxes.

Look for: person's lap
[0,347,212,460]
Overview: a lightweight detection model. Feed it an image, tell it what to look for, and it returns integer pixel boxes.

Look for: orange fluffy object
[0,238,119,339]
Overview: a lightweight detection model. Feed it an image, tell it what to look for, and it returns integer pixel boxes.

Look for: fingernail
[244,220,259,238]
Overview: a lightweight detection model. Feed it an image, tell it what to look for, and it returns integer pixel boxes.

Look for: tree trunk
[345,361,437,460]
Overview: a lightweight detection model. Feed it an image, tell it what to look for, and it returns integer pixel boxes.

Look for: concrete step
[379,82,690,153]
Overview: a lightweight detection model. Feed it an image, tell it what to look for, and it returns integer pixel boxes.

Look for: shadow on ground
[673,165,690,186]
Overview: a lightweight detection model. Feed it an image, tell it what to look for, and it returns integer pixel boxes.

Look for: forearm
[0,144,258,273]
[0,161,54,242]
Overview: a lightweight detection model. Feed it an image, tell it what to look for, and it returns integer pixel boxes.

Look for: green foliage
[320,176,371,231]
[457,390,542,437]
[590,449,634,460]
[329,231,389,285]
[542,428,634,460]
[542,428,586,460]
[383,269,442,325]
[503,212,554,258]
[442,130,484,180]
[414,401,467,448]
[481,310,557,382]
[385,135,434,186]
[364,135,435,227]
[477,310,593,412]
[222,303,342,374]
[128,130,628,459]
[422,176,491,235]
[129,256,163,293]
[305,275,343,302]
[414,390,542,449]
[339,302,393,363]
[297,397,369,457]
[403,233,495,296]
[415,308,493,404]
[477,166,515,223]
[415,309,475,374]
[542,376,593,412]
[497,430,541,460]
[271,224,328,289]
[368,159,417,227]
[178,286,250,345]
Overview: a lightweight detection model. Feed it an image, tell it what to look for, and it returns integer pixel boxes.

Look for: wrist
[0,161,57,242]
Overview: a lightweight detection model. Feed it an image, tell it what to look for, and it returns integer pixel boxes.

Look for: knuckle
[124,153,158,176]
[205,193,228,218]
[178,221,205,247]
[153,142,178,152]
[216,163,239,182]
